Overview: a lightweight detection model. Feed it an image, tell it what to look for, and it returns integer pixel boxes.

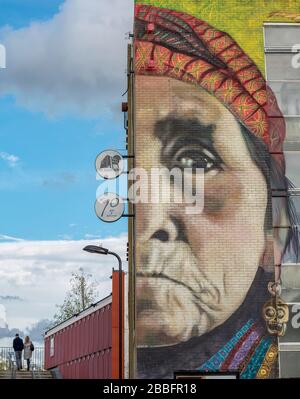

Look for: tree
[52,268,98,325]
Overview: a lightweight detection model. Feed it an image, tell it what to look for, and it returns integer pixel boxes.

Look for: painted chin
[136,276,212,348]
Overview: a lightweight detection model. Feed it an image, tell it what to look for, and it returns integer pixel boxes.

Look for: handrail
[8,352,16,379]
[31,363,42,379]
[0,347,45,371]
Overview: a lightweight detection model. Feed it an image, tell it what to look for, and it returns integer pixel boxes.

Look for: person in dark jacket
[13,333,24,370]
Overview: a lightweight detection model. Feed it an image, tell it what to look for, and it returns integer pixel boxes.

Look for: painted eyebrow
[154,116,216,147]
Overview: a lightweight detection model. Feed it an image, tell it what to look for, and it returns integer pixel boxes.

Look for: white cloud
[0,0,133,117]
[84,233,102,239]
[0,304,7,328]
[0,152,20,167]
[0,235,25,242]
[0,234,127,330]
[58,234,73,240]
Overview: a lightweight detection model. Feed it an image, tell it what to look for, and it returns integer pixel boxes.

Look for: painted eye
[277,308,286,319]
[179,157,194,168]
[173,147,222,174]
[265,307,276,318]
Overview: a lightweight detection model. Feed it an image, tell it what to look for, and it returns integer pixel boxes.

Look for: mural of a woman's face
[135,76,268,347]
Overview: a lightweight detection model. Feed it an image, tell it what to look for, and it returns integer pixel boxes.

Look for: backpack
[30,342,34,351]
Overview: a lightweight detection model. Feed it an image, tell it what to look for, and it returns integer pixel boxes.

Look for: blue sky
[0,94,128,241]
[0,0,129,241]
[0,0,63,28]
[0,0,133,331]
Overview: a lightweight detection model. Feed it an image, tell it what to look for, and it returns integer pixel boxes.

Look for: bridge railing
[0,347,45,371]
[8,351,16,379]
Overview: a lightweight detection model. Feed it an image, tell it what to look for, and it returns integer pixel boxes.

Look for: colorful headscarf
[134,4,285,157]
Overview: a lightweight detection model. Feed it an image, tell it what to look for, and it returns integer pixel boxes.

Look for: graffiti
[133,3,300,379]
[269,11,300,22]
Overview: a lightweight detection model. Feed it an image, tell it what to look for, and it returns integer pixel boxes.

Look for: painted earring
[262,280,289,337]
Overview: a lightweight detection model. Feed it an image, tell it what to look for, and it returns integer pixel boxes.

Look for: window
[264,23,300,378]
[50,337,55,357]
[265,24,300,149]
[279,266,300,378]
[265,25,300,48]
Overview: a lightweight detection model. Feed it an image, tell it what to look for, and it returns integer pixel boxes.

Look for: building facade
[131,0,300,379]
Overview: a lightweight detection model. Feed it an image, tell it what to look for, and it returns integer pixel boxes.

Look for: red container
[44,271,124,379]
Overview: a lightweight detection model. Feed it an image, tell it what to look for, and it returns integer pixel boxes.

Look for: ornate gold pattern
[256,344,278,379]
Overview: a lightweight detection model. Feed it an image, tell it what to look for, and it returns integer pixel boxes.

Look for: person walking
[23,336,34,371]
[13,333,24,370]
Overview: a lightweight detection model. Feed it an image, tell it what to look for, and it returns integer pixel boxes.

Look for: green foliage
[52,268,98,326]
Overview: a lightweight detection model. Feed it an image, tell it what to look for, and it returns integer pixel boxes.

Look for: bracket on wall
[125,32,134,40]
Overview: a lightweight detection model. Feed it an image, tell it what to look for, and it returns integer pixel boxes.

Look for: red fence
[44,271,124,379]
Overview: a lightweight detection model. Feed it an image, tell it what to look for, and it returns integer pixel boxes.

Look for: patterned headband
[134,4,285,155]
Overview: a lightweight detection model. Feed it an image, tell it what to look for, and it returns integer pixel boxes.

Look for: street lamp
[83,245,123,379]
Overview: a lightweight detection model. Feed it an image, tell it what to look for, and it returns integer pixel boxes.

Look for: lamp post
[83,245,123,379]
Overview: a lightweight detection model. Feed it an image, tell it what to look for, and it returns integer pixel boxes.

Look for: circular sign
[95,193,124,223]
[95,150,124,179]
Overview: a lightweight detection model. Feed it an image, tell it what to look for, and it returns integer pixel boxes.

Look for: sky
[0,0,133,343]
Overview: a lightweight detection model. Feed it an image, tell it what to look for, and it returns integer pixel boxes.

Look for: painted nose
[150,216,188,243]
[151,230,169,242]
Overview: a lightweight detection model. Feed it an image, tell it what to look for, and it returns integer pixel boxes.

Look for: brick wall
[132,1,290,379]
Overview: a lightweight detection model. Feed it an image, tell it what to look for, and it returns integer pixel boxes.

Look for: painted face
[135,76,268,348]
